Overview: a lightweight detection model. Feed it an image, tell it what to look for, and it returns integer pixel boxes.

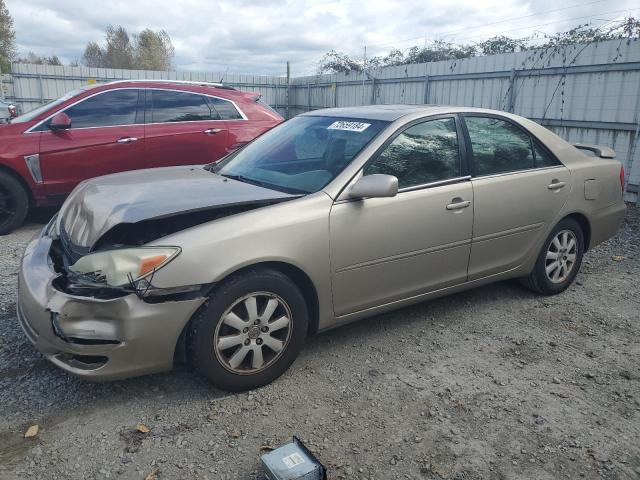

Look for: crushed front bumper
[17,232,206,381]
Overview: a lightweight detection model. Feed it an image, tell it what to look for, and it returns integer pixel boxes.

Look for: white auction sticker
[327,121,371,132]
[282,452,305,468]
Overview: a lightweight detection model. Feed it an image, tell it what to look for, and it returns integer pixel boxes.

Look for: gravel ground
[0,206,639,480]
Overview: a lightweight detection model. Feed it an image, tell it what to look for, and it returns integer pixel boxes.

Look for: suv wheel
[0,171,29,235]
[521,217,584,295]
[187,268,308,391]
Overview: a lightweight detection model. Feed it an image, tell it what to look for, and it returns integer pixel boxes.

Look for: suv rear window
[209,97,243,120]
[151,90,219,123]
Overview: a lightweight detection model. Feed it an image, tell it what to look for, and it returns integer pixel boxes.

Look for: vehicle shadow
[0,278,535,427]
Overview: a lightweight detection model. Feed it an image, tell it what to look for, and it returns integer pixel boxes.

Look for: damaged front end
[49,198,288,301]
[18,165,301,379]
[18,231,209,379]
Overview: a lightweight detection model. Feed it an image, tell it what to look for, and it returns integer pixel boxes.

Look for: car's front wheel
[521,217,585,295]
[0,171,29,235]
[187,268,308,391]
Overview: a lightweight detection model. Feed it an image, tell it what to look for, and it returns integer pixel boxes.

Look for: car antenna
[219,66,229,84]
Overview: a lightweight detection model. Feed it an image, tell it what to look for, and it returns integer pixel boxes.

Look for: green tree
[16,52,62,65]
[478,36,527,55]
[134,29,174,70]
[317,49,366,74]
[0,0,16,72]
[82,41,104,67]
[103,25,134,69]
[82,26,174,71]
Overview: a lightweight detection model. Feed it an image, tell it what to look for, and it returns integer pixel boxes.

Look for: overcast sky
[6,0,640,76]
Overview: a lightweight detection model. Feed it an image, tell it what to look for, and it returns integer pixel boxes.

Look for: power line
[359,7,639,58]
[449,7,639,43]
[365,0,608,49]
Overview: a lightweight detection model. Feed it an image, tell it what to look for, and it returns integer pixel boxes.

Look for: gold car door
[463,115,571,279]
[329,116,474,317]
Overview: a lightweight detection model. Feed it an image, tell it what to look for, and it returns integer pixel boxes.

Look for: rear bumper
[17,232,205,381]
[588,201,627,250]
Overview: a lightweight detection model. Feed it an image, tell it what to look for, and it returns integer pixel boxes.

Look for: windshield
[214,116,388,194]
[10,86,92,123]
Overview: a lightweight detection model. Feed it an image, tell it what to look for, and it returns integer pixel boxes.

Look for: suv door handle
[203,128,223,135]
[446,199,471,210]
[116,137,138,144]
[547,180,566,190]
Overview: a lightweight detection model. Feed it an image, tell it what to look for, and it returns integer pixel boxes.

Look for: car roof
[300,105,519,121]
[63,80,254,102]
[102,79,242,95]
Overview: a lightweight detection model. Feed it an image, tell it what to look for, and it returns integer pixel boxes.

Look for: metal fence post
[286,61,291,119]
[370,77,376,105]
[508,69,517,113]
[423,74,430,104]
[274,84,279,111]
[38,74,44,105]
[307,83,311,111]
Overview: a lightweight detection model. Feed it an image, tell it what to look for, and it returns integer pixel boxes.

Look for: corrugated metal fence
[2,39,639,202]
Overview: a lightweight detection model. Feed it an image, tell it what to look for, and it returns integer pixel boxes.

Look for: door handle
[446,199,471,210]
[116,137,138,144]
[547,180,566,190]
[203,128,223,135]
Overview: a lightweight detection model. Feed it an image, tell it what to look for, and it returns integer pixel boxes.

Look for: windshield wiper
[220,173,309,195]
[219,173,260,185]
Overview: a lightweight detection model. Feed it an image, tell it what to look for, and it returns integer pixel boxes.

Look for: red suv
[0,80,283,234]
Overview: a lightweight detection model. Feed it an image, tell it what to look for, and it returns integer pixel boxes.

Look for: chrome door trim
[25,87,247,134]
[470,165,566,181]
[398,175,472,193]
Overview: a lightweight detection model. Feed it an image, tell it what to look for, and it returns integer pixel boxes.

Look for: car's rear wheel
[521,217,584,295]
[187,268,308,391]
[0,171,29,235]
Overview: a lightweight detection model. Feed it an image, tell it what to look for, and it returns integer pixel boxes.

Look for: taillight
[8,105,17,118]
[620,165,625,190]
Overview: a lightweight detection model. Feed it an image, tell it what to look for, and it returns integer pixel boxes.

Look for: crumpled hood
[57,165,295,248]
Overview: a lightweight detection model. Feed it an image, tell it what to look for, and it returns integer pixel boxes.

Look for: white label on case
[282,452,305,468]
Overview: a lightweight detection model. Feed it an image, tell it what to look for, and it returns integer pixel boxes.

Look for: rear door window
[151,90,220,123]
[533,141,561,168]
[464,116,536,175]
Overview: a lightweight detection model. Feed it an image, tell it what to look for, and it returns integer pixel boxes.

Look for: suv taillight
[8,105,17,118]
[620,165,625,190]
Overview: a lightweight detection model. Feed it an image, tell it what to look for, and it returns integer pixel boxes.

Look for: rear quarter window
[209,97,243,120]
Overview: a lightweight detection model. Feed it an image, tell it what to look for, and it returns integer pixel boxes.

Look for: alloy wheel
[213,292,293,375]
[545,229,578,284]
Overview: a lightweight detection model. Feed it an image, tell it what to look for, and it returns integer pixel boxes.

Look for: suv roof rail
[106,79,236,90]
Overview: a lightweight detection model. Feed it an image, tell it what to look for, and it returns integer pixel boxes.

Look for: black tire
[0,171,30,235]
[187,268,308,391]
[520,217,584,295]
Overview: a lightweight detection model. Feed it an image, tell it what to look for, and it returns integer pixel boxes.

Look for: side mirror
[348,174,398,199]
[49,112,71,131]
